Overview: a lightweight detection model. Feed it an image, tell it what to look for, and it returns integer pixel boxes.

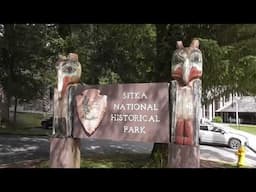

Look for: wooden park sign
[72,83,169,143]
[50,39,202,168]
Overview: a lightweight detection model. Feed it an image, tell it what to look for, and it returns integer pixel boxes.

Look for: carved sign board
[72,83,170,143]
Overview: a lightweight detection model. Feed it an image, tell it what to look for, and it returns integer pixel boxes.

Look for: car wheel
[229,138,241,149]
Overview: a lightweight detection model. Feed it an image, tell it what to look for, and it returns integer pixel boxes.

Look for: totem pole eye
[192,56,199,63]
[62,62,77,74]
[190,52,202,63]
[173,55,184,65]
[63,66,75,73]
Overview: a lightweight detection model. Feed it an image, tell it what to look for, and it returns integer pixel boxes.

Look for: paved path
[0,136,49,164]
[0,135,255,167]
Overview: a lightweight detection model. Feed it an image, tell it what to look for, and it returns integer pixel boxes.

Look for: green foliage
[62,24,156,84]
[98,69,122,85]
[0,24,62,102]
[213,116,223,123]
[215,24,256,96]
[198,38,233,104]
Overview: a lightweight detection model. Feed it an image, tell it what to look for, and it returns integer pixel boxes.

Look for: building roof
[216,96,256,113]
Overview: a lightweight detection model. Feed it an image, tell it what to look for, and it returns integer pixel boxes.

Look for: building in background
[7,86,53,116]
[202,94,256,125]
[216,96,256,124]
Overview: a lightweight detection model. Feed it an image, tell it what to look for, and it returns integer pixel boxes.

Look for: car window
[211,127,223,133]
[200,126,208,131]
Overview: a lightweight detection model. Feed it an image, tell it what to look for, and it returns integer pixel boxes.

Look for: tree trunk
[13,96,17,124]
[3,24,15,124]
[6,98,9,122]
[42,87,50,118]
[2,89,10,122]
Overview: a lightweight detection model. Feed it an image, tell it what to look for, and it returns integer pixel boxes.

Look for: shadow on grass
[37,153,151,168]
[1,155,249,168]
[34,155,244,168]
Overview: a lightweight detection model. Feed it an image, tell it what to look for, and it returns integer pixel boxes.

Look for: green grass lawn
[34,158,247,168]
[0,112,51,136]
[13,112,43,128]
[37,154,150,168]
[38,159,147,168]
[35,153,247,168]
[229,124,256,135]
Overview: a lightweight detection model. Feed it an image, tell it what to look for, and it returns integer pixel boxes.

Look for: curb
[200,157,254,168]
[0,133,50,137]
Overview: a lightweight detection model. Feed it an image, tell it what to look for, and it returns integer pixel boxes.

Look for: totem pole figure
[50,53,81,168]
[53,53,81,137]
[168,39,202,168]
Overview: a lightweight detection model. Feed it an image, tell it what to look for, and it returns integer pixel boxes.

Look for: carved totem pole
[168,39,202,168]
[49,53,81,168]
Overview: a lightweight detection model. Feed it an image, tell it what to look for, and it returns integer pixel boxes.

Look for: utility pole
[235,94,239,129]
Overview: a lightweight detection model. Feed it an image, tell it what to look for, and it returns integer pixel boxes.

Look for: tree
[0,24,62,123]
[199,24,256,101]
[55,24,156,85]
[218,24,256,96]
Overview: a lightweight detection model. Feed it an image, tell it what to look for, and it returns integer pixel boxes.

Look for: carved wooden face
[171,39,203,85]
[56,53,82,98]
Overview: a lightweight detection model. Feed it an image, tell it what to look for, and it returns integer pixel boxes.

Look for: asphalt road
[200,144,256,167]
[0,135,255,167]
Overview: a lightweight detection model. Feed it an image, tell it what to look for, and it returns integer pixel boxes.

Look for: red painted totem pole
[49,53,81,168]
[168,39,202,168]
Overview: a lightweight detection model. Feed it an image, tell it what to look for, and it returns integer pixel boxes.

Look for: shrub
[213,116,223,123]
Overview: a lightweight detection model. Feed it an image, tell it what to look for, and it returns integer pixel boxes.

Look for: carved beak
[57,69,63,96]
[182,58,191,84]
[57,70,71,99]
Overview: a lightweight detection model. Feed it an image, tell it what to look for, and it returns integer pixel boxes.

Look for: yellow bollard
[235,145,246,168]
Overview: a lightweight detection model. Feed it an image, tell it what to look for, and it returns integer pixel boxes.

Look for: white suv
[199,124,247,149]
